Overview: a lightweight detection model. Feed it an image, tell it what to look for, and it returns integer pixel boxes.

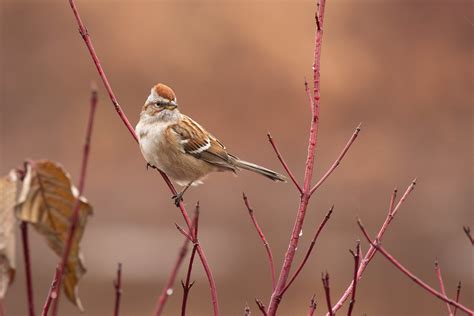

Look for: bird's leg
[172,181,193,207]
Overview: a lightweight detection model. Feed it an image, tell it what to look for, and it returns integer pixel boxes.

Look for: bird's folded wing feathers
[170,117,237,171]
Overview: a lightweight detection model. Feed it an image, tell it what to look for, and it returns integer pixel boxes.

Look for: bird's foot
[172,192,184,207]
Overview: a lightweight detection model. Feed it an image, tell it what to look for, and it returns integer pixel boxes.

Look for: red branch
[322,272,334,316]
[329,182,416,315]
[358,220,473,315]
[281,206,333,296]
[462,226,474,246]
[242,193,276,290]
[255,299,267,316]
[267,133,302,193]
[453,281,462,316]
[307,295,317,316]
[20,222,35,316]
[347,241,361,316]
[113,263,122,316]
[434,260,453,316]
[267,1,327,314]
[154,237,190,316]
[310,124,361,195]
[41,266,60,316]
[181,204,200,316]
[51,85,98,316]
[67,2,219,313]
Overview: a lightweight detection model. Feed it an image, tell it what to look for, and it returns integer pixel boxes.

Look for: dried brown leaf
[15,160,93,310]
[0,170,20,298]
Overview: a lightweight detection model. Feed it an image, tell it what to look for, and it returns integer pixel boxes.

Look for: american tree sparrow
[136,83,286,206]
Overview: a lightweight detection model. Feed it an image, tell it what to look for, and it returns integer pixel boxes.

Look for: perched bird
[136,83,286,206]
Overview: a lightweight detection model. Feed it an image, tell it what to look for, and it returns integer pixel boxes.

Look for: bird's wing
[169,116,237,171]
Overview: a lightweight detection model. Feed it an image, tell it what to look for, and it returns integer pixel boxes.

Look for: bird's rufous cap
[153,83,176,101]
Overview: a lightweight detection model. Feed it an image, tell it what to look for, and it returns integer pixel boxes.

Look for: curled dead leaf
[0,170,20,298]
[15,160,93,310]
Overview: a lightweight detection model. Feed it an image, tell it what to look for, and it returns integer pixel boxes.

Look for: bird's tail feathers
[234,159,287,182]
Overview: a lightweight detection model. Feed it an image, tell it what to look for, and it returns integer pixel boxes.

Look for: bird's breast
[136,120,172,169]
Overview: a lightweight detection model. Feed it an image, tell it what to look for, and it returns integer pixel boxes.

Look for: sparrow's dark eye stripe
[155,100,178,107]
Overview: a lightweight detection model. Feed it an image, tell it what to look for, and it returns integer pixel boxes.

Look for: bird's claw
[172,193,184,207]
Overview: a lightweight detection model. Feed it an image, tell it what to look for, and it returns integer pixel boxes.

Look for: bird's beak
[165,100,178,110]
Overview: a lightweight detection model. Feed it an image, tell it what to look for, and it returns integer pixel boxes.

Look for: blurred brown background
[1,0,472,315]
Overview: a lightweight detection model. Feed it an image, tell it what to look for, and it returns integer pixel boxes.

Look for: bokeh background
[1,0,472,315]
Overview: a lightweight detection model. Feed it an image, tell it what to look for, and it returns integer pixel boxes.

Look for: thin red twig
[358,220,473,315]
[20,222,35,316]
[255,299,267,316]
[322,272,334,316]
[463,226,474,246]
[307,295,317,316]
[267,133,302,193]
[267,1,327,314]
[310,124,361,195]
[51,85,98,316]
[434,260,453,316]
[67,2,219,313]
[329,183,413,315]
[113,263,122,316]
[154,237,190,316]
[41,266,60,316]
[181,247,197,316]
[281,206,333,296]
[175,223,194,242]
[181,204,200,316]
[242,193,276,290]
[453,281,462,316]
[347,241,361,316]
